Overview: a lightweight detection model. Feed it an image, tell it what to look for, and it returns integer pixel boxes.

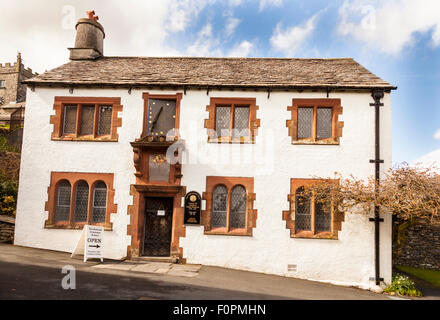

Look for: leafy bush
[0,170,18,216]
[384,273,422,297]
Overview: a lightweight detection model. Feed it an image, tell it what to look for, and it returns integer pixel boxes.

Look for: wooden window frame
[51,97,122,141]
[141,93,182,139]
[202,176,257,236]
[286,98,343,145]
[282,178,344,239]
[204,97,260,144]
[45,172,117,230]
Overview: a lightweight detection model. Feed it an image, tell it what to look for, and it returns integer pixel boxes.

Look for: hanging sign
[71,225,104,262]
[184,191,201,225]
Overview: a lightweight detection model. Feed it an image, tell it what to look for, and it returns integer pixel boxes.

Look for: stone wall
[393,218,440,271]
[0,216,15,243]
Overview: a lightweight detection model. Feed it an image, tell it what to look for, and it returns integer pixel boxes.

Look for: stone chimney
[69,10,105,60]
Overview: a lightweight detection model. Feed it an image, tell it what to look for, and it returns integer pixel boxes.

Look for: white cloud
[270,15,317,56]
[0,0,211,73]
[433,129,440,140]
[225,16,241,37]
[227,40,255,57]
[337,0,440,54]
[412,149,440,172]
[259,0,283,12]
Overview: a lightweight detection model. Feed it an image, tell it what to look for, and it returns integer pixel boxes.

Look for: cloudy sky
[1,0,440,165]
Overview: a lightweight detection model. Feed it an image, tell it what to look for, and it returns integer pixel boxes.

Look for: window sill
[292,138,339,145]
[207,136,255,144]
[52,135,117,142]
[44,223,112,231]
[204,228,252,237]
[291,231,338,240]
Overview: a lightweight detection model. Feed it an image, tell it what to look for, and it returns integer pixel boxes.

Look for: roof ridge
[98,56,355,61]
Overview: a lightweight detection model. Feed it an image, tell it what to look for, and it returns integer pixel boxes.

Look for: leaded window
[215,104,250,139]
[315,196,331,232]
[230,185,246,229]
[92,181,107,223]
[295,187,311,231]
[98,106,112,135]
[74,181,89,222]
[212,185,228,228]
[63,105,77,134]
[316,108,332,139]
[215,106,231,137]
[297,107,314,139]
[80,105,95,135]
[55,180,71,222]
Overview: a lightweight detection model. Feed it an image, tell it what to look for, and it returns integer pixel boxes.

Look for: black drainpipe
[369,90,385,285]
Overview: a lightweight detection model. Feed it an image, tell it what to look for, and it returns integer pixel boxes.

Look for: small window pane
[63,105,77,134]
[295,187,311,231]
[215,106,231,137]
[74,181,89,222]
[149,154,169,181]
[92,181,107,223]
[315,197,331,232]
[317,108,332,139]
[55,180,71,222]
[230,185,246,229]
[80,105,95,135]
[212,185,227,228]
[297,107,313,139]
[98,106,112,135]
[232,106,250,138]
[0,80,5,87]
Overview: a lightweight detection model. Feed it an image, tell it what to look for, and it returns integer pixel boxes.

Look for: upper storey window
[204,97,260,144]
[287,98,344,145]
[51,97,122,141]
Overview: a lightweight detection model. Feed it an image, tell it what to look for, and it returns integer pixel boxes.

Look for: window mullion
[226,188,231,232]
[313,106,317,141]
[75,104,82,137]
[311,193,316,234]
[69,183,75,226]
[230,104,235,143]
[87,184,93,224]
[93,104,99,138]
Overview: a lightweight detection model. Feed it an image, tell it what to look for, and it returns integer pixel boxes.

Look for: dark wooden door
[143,197,173,257]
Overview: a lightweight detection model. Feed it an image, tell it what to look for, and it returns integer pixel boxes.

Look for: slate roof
[24,57,396,90]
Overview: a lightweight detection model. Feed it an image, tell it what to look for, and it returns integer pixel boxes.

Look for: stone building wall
[0,216,15,243]
[0,55,37,106]
[393,218,440,271]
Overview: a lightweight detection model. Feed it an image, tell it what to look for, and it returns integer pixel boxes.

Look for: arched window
[230,185,246,229]
[74,181,89,222]
[55,180,71,222]
[295,187,311,232]
[212,185,227,228]
[92,181,107,223]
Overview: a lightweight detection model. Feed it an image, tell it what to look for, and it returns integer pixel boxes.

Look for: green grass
[395,265,440,288]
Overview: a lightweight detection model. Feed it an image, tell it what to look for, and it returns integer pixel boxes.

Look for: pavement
[0,243,438,300]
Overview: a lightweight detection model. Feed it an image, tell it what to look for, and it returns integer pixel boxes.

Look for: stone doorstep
[90,260,201,278]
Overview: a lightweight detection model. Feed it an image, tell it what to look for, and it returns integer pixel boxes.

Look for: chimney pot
[69,10,105,60]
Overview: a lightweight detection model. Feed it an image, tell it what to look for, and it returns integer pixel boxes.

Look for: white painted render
[15,86,392,289]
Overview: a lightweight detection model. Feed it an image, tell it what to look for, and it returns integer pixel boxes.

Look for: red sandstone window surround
[286,98,343,145]
[204,97,260,143]
[282,178,344,239]
[45,172,117,230]
[51,97,122,141]
[202,176,257,236]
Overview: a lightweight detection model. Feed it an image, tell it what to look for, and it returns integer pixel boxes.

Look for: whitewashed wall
[14,87,392,289]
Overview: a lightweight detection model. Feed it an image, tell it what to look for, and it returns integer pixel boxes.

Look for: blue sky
[1,0,439,165]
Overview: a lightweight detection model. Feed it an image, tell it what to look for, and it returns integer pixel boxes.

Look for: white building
[15,12,396,290]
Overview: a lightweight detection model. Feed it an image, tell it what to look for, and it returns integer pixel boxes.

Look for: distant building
[0,53,37,125]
